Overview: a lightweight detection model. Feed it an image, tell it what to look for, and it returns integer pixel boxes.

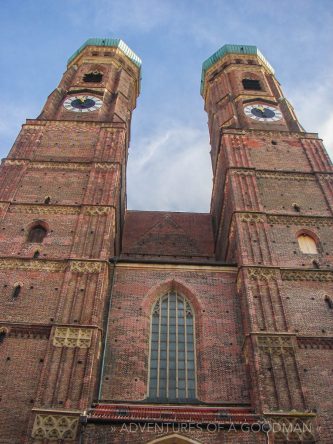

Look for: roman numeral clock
[243,103,282,122]
[63,95,103,112]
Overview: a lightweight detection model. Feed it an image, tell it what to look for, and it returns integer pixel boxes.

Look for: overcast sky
[1,0,332,212]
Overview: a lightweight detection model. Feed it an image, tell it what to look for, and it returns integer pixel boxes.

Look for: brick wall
[101,265,249,404]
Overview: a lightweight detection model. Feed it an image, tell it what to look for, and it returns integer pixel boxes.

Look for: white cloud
[92,0,173,33]
[0,104,39,158]
[127,125,212,212]
[289,74,333,161]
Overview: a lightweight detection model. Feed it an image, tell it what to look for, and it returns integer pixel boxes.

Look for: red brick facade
[0,41,332,443]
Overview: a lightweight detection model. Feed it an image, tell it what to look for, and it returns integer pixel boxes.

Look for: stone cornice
[0,323,51,339]
[235,211,333,227]
[0,258,107,273]
[1,203,114,216]
[241,266,333,282]
[3,159,119,171]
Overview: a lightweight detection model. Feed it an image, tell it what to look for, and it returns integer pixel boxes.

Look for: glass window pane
[187,361,195,370]
[149,293,196,401]
[188,380,195,389]
[188,389,196,399]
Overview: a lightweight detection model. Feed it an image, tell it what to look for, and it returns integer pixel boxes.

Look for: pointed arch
[147,434,202,444]
[141,279,202,315]
[148,288,197,402]
[296,230,319,254]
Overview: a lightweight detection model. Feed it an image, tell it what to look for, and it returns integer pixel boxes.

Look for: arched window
[297,233,318,254]
[28,225,47,243]
[149,291,196,402]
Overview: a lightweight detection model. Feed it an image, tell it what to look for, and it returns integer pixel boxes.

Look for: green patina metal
[67,38,142,68]
[200,44,274,95]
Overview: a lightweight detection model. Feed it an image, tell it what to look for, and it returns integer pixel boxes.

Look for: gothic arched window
[149,291,196,402]
[28,225,47,243]
[297,233,318,254]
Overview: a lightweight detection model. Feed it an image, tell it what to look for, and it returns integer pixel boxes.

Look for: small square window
[242,79,262,90]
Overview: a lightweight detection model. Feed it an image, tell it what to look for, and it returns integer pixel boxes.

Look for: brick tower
[201,45,333,443]
[0,40,332,444]
[0,39,141,442]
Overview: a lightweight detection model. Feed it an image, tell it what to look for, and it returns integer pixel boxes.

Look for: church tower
[0,40,332,444]
[0,39,141,442]
[201,45,333,442]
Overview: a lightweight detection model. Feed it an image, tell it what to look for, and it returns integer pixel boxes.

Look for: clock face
[244,104,282,122]
[63,95,103,112]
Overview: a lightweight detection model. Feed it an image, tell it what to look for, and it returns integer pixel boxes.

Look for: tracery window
[149,291,196,401]
[297,233,318,254]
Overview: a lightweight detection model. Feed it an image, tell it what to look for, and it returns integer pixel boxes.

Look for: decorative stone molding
[69,261,103,273]
[31,414,79,440]
[281,269,333,282]
[256,171,315,181]
[257,334,294,355]
[0,258,66,273]
[239,212,265,223]
[6,324,51,340]
[267,214,333,227]
[84,206,112,216]
[231,169,316,181]
[264,413,315,442]
[95,162,116,170]
[53,327,93,348]
[297,336,333,350]
[31,161,89,171]
[317,173,333,181]
[247,267,277,281]
[232,169,255,177]
[9,204,80,215]
[3,159,27,166]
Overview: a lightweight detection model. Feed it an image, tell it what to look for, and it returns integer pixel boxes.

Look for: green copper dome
[67,38,142,68]
[200,44,274,95]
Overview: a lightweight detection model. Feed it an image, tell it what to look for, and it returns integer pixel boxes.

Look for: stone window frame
[296,229,321,255]
[147,291,197,402]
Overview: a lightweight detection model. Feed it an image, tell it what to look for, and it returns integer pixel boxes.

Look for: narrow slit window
[242,79,262,90]
[12,285,21,298]
[297,234,318,254]
[149,291,196,402]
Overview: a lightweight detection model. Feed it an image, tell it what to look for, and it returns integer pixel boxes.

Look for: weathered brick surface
[0,42,332,444]
[101,265,249,404]
[121,211,215,260]
[0,336,48,444]
[297,349,333,443]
